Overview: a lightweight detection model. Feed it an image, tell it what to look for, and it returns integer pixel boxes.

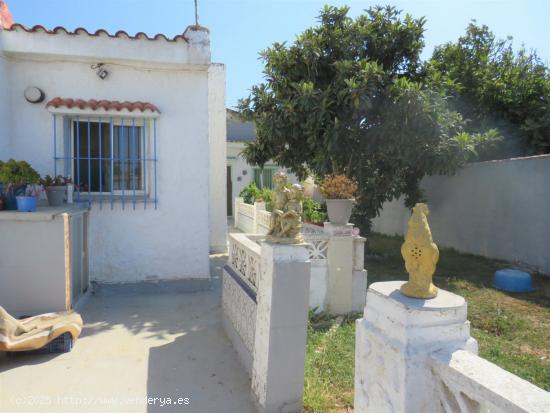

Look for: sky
[6,0,549,108]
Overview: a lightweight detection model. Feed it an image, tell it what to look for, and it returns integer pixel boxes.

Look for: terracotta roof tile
[7,23,189,43]
[47,98,160,114]
[0,1,14,29]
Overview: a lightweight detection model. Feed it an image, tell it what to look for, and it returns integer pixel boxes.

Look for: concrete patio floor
[0,255,255,413]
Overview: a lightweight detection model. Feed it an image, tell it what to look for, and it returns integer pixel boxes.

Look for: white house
[226,109,298,215]
[0,2,227,292]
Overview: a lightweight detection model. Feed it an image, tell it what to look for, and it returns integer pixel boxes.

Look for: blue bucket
[16,196,37,212]
[493,269,534,293]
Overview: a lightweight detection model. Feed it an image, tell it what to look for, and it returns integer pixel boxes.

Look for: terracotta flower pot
[325,199,354,224]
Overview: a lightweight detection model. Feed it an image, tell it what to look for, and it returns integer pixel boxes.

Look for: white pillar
[355,281,478,413]
[324,223,367,314]
[254,201,266,233]
[234,197,243,229]
[252,242,311,413]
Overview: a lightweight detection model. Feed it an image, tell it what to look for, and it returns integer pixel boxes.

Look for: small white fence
[430,350,550,413]
[355,281,550,413]
[233,197,367,313]
[223,233,311,412]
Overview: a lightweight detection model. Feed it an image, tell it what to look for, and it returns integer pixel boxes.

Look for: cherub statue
[266,173,305,244]
[268,172,290,237]
[400,203,439,299]
[278,184,305,243]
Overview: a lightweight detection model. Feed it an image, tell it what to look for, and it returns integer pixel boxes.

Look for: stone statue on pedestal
[266,173,304,244]
[400,203,439,299]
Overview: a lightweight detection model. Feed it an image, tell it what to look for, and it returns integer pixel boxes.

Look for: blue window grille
[52,115,158,210]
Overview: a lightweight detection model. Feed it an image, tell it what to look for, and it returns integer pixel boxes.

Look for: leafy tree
[427,23,550,157]
[238,6,495,232]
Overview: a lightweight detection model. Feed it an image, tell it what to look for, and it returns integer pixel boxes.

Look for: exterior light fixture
[24,86,45,103]
[91,63,109,80]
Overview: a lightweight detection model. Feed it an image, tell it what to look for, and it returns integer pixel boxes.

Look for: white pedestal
[355,281,478,413]
[251,242,311,413]
[323,222,367,314]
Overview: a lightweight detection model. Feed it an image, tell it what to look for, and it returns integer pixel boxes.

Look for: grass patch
[303,232,550,412]
[304,312,357,413]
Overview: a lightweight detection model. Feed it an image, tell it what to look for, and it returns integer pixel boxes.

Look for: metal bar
[87,118,91,205]
[121,118,125,210]
[53,115,57,177]
[143,119,147,209]
[64,116,70,177]
[99,117,103,209]
[55,157,158,161]
[154,118,157,210]
[132,118,136,210]
[76,116,80,201]
[110,117,114,210]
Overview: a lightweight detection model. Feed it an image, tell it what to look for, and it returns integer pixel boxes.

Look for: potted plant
[0,159,41,211]
[41,175,72,206]
[319,174,358,224]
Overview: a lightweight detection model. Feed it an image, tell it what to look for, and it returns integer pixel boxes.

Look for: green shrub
[0,159,40,184]
[239,182,261,204]
[239,183,274,211]
[303,197,327,224]
[258,188,274,211]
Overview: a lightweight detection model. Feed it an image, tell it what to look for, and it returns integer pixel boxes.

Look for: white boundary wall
[222,234,311,413]
[234,198,367,313]
[372,155,550,275]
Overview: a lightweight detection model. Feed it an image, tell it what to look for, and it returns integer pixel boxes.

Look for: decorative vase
[16,196,37,212]
[325,199,354,224]
[46,185,66,206]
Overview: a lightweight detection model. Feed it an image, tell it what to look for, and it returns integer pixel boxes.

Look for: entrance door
[227,165,233,216]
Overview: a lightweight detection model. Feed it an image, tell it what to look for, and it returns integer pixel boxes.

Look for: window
[73,121,143,193]
[53,115,158,209]
[253,167,277,189]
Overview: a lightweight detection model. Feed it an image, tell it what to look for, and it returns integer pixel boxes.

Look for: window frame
[68,117,149,196]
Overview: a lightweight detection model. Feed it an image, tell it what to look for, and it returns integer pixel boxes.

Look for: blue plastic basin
[16,196,37,212]
[493,269,534,293]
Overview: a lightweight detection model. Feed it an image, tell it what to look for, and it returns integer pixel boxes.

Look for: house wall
[372,155,550,275]
[0,30,11,156]
[208,64,227,253]
[1,28,218,283]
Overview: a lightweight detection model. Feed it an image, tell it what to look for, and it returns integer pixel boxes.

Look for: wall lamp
[91,63,109,80]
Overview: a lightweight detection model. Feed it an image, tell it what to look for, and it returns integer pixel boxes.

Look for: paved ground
[0,255,255,413]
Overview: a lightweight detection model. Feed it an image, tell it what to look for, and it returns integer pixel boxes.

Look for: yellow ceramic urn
[400,203,439,299]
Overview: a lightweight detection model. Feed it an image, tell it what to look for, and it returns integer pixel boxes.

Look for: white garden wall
[0,32,10,156]
[208,63,228,253]
[373,155,550,275]
[0,25,224,283]
[233,199,368,313]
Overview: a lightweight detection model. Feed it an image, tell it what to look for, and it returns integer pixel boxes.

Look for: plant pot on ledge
[41,175,72,207]
[46,186,66,206]
[320,174,358,225]
[325,199,354,225]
